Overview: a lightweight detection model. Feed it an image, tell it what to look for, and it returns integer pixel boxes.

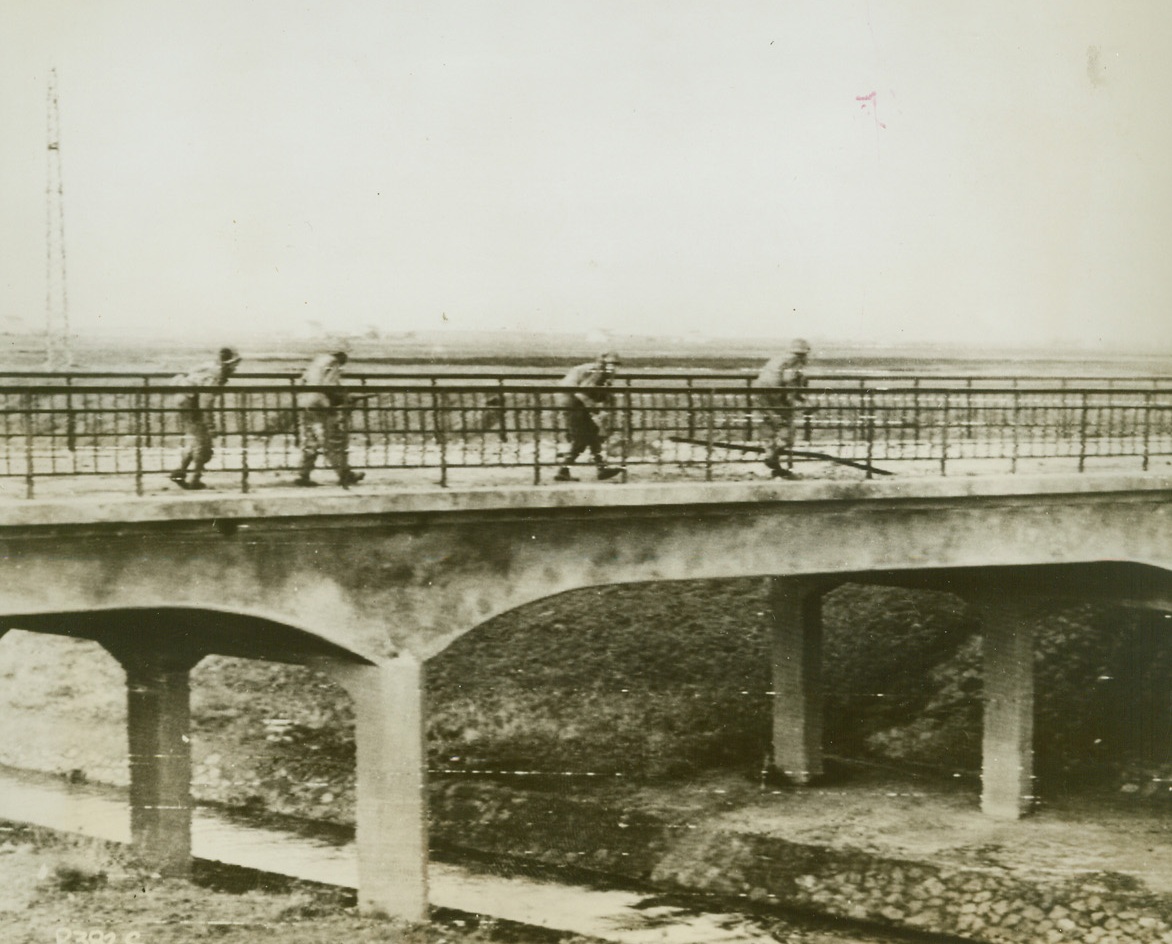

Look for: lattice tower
[45,67,71,368]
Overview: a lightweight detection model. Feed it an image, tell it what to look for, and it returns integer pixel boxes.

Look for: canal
[0,764,958,944]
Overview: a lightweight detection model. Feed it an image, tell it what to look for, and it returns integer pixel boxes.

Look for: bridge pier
[319,655,428,921]
[768,578,824,784]
[973,597,1036,819]
[102,644,204,878]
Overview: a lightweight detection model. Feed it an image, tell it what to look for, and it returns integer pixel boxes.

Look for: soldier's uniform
[295,351,364,487]
[168,348,241,490]
[554,352,622,482]
[755,339,810,478]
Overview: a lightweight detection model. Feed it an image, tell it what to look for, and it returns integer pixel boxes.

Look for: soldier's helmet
[599,350,621,370]
[790,338,811,356]
[219,347,242,368]
[332,350,349,364]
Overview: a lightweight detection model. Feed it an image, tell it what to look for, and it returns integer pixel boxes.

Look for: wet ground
[0,765,945,944]
[6,759,1172,942]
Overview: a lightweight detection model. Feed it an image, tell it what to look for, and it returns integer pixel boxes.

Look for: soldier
[553,351,623,482]
[295,350,365,487]
[755,338,811,478]
[168,347,242,490]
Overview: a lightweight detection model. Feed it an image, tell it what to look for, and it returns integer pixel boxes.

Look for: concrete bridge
[0,471,1170,918]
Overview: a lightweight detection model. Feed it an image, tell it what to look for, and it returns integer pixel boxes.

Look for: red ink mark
[855,91,886,129]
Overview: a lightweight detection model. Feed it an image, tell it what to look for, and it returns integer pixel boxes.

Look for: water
[0,766,897,943]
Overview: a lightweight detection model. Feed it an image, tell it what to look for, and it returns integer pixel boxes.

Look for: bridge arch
[0,605,375,666]
[427,558,1172,817]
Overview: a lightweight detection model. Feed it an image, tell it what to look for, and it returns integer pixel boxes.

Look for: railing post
[620,379,632,483]
[744,378,755,440]
[358,376,373,449]
[531,390,542,485]
[940,393,950,476]
[1078,391,1089,473]
[863,389,876,480]
[142,377,153,449]
[22,391,35,499]
[686,378,696,441]
[1142,391,1152,472]
[704,388,715,481]
[239,391,250,494]
[65,376,76,453]
[289,377,301,449]
[496,378,509,443]
[1011,390,1020,474]
[433,387,448,488]
[134,391,145,496]
[217,385,227,458]
[911,378,921,450]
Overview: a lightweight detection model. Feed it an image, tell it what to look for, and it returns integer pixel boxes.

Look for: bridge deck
[1,469,1169,528]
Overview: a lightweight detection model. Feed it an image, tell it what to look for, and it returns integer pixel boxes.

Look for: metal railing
[2,380,1170,498]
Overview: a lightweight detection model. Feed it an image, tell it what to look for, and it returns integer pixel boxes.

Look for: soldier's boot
[553,467,576,482]
[763,449,788,477]
[592,454,622,481]
[294,455,317,486]
[169,458,190,487]
[339,470,365,487]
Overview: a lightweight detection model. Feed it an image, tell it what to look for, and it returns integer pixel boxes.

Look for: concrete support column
[974,597,1036,819]
[768,577,824,784]
[103,646,202,877]
[319,656,428,921]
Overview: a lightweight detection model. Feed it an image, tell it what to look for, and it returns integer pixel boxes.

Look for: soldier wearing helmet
[553,350,623,482]
[294,350,365,488]
[168,346,242,490]
[755,338,811,478]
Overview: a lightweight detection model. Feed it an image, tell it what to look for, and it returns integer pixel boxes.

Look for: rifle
[341,391,379,408]
[667,436,893,476]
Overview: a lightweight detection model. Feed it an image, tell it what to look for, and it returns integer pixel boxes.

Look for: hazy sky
[2,1,1170,350]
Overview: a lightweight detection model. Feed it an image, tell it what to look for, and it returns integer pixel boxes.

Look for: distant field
[4,331,1172,376]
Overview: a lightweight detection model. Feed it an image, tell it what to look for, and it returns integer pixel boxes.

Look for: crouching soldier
[168,346,241,490]
[295,350,365,487]
[553,351,623,482]
[755,338,810,478]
